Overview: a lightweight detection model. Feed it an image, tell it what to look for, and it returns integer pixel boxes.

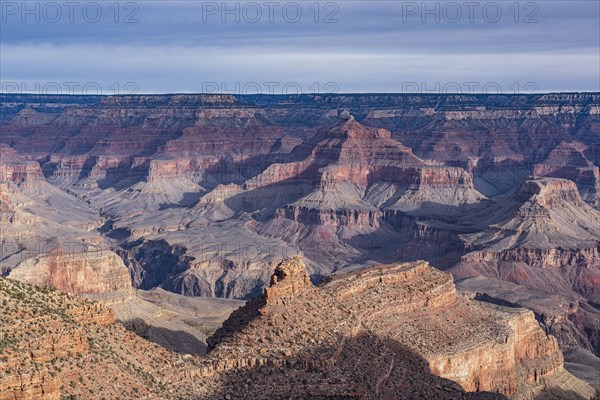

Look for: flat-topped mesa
[517,177,586,208]
[264,256,312,303]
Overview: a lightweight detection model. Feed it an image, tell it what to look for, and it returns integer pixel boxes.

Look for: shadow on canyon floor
[158,191,204,210]
[207,332,508,400]
[123,317,207,355]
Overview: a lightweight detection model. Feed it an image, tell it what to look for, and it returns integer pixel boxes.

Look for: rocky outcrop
[456,275,600,358]
[147,158,196,181]
[516,177,589,207]
[533,141,600,208]
[8,248,132,295]
[204,258,595,399]
[325,262,578,398]
[0,278,115,400]
[283,205,382,230]
[0,371,60,400]
[456,277,600,393]
[0,162,43,186]
[264,256,311,302]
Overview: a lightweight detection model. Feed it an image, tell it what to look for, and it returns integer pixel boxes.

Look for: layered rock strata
[452,178,600,304]
[204,258,596,399]
[8,248,132,295]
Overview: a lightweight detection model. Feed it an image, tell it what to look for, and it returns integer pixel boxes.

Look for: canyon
[0,258,596,399]
[1,93,599,398]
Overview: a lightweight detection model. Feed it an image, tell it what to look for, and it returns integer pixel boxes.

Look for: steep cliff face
[0,162,43,186]
[456,276,600,358]
[0,144,45,189]
[8,248,132,295]
[325,263,575,398]
[533,141,600,208]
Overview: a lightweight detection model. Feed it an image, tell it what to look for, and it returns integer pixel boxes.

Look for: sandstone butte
[1,258,597,400]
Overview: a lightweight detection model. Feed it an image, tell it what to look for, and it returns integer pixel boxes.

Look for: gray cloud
[1,0,598,93]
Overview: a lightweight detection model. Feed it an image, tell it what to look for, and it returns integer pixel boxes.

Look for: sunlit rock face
[0,94,599,382]
[8,248,132,295]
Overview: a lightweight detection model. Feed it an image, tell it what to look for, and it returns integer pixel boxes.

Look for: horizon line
[2,91,600,97]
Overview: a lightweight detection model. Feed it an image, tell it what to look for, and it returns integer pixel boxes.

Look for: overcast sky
[1,0,599,94]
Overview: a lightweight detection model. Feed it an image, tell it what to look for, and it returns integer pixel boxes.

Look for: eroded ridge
[204,258,596,399]
[1,258,596,400]
[325,262,593,399]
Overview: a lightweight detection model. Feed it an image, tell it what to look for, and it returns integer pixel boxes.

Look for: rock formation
[456,275,600,388]
[3,93,597,298]
[1,93,599,388]
[1,256,598,399]
[205,258,596,399]
[8,247,132,295]
[451,177,600,304]
[533,141,600,208]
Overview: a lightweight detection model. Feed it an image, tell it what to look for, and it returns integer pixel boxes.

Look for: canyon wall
[1,94,598,387]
